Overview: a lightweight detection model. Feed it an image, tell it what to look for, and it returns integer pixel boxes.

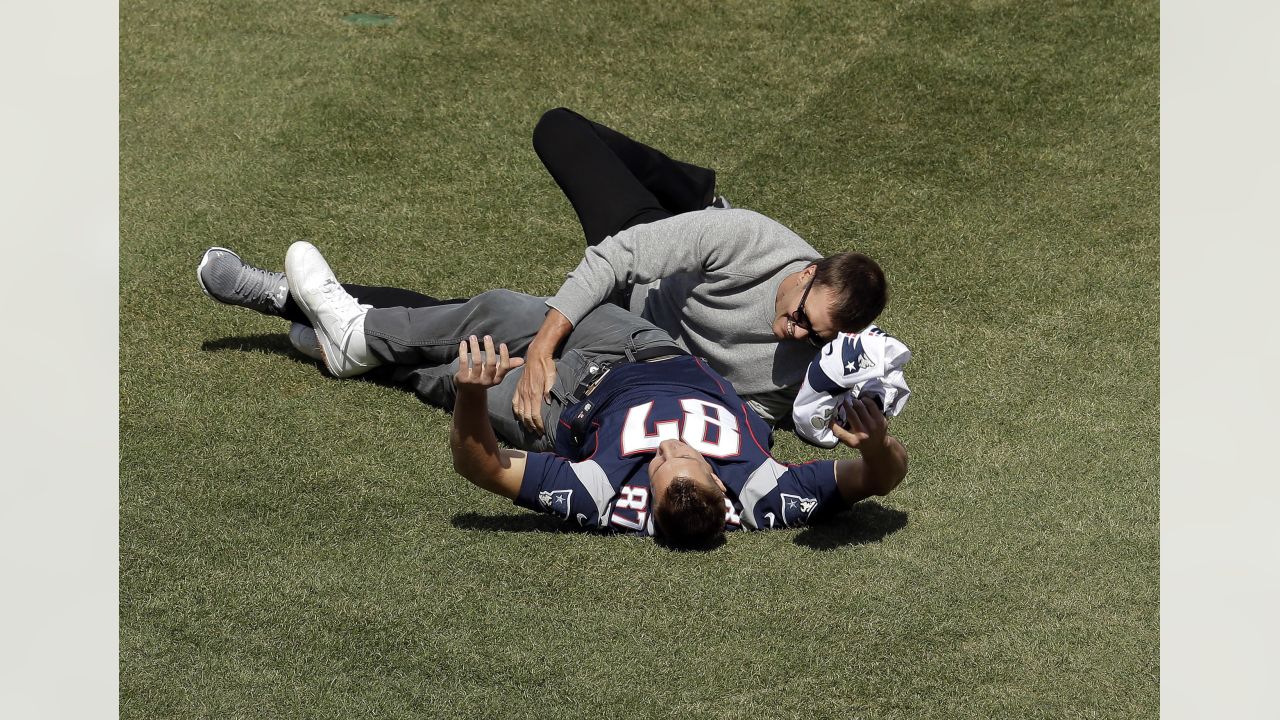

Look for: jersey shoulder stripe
[570,460,614,522]
[738,457,787,529]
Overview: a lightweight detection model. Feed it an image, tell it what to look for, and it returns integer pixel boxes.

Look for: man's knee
[533,107,587,153]
[470,289,546,323]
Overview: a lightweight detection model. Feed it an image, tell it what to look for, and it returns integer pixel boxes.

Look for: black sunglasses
[789,275,826,348]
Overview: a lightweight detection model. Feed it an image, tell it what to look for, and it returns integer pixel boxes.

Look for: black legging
[532,107,718,246]
[282,109,718,324]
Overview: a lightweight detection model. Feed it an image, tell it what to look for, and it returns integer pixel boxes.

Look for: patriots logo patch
[538,489,573,519]
[842,336,877,375]
[780,493,819,526]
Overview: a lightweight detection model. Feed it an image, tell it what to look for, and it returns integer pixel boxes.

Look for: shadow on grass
[202,333,312,363]
[449,512,727,551]
[202,333,423,394]
[793,500,909,550]
[451,512,568,534]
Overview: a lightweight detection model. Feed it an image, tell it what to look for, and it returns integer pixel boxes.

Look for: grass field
[120,0,1158,717]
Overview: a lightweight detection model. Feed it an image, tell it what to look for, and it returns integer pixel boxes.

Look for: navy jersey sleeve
[735,458,845,530]
[514,452,619,530]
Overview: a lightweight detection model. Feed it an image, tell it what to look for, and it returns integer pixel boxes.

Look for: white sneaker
[284,241,381,378]
[288,323,324,362]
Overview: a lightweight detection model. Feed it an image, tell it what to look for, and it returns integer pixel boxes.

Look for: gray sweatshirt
[546,208,822,425]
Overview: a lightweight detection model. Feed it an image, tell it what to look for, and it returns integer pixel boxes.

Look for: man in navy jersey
[209,241,909,547]
[448,334,908,547]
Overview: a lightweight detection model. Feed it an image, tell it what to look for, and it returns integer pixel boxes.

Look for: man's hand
[830,394,889,452]
[513,352,557,432]
[512,308,573,433]
[455,335,524,391]
[830,394,907,502]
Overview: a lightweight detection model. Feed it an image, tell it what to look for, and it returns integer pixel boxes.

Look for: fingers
[838,396,871,446]
[847,395,872,432]
[481,335,498,382]
[513,366,535,431]
[456,338,473,382]
[459,335,524,388]
[499,343,526,373]
[540,364,556,403]
[499,340,540,427]
[830,420,858,446]
[509,347,544,432]
[855,395,887,436]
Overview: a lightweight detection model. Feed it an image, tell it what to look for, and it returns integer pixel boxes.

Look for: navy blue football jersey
[514,356,846,534]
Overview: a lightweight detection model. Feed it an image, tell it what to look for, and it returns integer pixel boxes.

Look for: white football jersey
[792,325,912,448]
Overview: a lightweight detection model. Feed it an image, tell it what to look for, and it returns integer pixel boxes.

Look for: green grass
[121,1,1158,717]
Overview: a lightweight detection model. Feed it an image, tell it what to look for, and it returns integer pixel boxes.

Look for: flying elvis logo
[842,336,878,376]
[538,489,573,519]
[780,493,819,525]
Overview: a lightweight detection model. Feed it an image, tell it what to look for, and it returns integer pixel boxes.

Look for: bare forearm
[833,436,909,505]
[861,436,908,496]
[529,308,573,358]
[450,387,505,493]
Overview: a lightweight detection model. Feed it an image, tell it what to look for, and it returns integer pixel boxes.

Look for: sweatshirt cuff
[545,294,592,327]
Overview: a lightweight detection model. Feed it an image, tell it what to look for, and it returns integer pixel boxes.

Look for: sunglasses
[788,275,827,348]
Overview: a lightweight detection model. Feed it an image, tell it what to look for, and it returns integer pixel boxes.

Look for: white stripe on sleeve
[738,458,787,530]
[570,460,614,526]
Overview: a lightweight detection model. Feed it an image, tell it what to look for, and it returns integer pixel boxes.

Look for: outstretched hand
[455,335,524,391]
[830,394,889,451]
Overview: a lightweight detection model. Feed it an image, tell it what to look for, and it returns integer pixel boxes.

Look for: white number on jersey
[609,486,650,531]
[619,399,742,458]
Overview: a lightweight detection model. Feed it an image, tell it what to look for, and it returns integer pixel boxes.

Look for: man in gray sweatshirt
[514,109,888,429]
[196,109,889,431]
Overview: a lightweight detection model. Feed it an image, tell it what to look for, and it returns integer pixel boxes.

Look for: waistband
[562,346,689,449]
[568,344,687,400]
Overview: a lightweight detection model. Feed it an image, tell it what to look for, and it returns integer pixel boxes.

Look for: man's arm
[830,395,909,505]
[450,335,527,499]
[515,211,756,431]
[545,212,732,327]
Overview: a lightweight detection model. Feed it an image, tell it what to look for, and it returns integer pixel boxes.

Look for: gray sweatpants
[362,289,680,451]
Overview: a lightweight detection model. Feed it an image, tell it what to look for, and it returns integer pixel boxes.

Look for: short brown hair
[653,476,726,548]
[813,252,888,333]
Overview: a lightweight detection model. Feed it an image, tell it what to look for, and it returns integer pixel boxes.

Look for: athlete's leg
[533,108,717,246]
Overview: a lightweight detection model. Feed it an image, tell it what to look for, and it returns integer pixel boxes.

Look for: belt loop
[623,344,637,363]
[550,384,575,406]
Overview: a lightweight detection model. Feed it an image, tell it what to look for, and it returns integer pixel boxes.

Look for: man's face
[772,269,839,347]
[648,439,726,507]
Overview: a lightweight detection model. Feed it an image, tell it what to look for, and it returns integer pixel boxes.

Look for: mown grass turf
[121,1,1157,717]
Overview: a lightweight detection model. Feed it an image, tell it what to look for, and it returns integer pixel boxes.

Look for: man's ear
[711,473,727,493]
